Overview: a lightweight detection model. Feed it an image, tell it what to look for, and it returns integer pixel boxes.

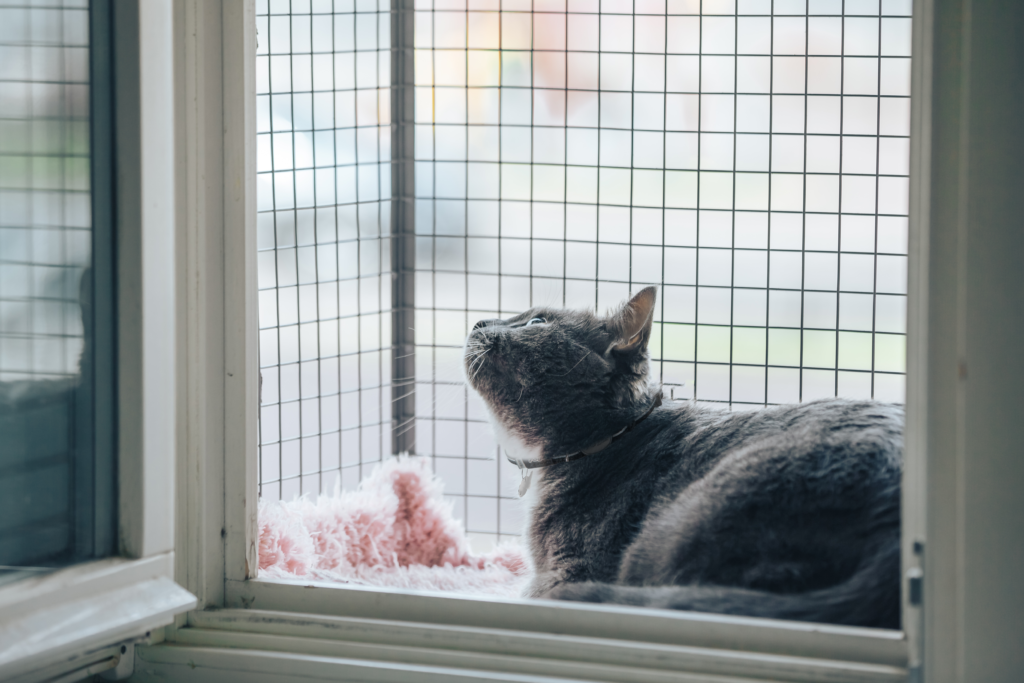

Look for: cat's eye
[526,317,545,326]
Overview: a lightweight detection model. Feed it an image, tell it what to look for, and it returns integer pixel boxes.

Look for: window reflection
[0,0,112,576]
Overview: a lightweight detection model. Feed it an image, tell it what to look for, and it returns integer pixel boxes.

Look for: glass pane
[0,0,116,582]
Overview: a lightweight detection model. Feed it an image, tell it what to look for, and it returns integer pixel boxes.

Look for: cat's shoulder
[672,396,902,424]
[761,397,903,424]
[662,397,904,448]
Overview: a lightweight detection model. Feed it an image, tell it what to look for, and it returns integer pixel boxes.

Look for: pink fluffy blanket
[258,457,531,598]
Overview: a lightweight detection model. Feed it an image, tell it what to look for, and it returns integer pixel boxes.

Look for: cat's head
[464,287,660,462]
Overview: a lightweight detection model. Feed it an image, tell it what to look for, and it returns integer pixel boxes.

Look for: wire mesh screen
[258,0,911,552]
[256,0,394,501]
[0,1,91,383]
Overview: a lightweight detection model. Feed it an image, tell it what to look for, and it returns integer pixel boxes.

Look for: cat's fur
[464,287,902,628]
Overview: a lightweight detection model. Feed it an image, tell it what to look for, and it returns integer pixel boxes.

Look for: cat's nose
[473,318,502,331]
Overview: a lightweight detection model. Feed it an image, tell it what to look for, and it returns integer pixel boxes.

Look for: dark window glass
[0,0,116,582]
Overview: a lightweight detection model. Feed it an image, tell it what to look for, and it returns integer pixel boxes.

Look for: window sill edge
[0,553,196,682]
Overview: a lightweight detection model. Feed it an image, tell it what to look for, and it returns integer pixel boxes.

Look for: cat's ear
[608,286,657,353]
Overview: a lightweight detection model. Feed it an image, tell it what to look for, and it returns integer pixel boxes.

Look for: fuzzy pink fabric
[258,457,531,598]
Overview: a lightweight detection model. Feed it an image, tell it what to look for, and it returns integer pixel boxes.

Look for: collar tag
[515,461,533,497]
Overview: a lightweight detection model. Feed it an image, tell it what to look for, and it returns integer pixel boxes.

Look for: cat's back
[673,397,902,463]
[620,398,904,592]
[641,397,903,507]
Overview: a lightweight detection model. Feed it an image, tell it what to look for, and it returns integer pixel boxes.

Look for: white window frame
[0,2,196,682]
[137,0,1024,680]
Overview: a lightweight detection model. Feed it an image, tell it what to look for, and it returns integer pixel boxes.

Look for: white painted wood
[171,0,258,619]
[0,555,171,618]
[134,0,177,564]
[0,4,197,679]
[134,644,786,683]
[9,648,120,683]
[171,630,750,683]
[221,0,260,585]
[168,3,938,683]
[113,0,177,560]
[226,580,907,669]
[903,0,934,676]
[914,0,1024,681]
[171,609,907,683]
[173,0,227,616]
[0,578,191,680]
[0,556,195,682]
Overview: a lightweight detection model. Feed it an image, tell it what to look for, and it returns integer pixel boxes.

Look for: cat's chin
[474,395,555,493]
[481,405,553,505]
[485,405,544,465]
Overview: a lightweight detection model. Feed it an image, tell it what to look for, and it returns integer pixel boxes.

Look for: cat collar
[508,391,663,496]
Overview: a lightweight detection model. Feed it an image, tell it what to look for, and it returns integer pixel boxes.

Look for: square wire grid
[413,0,910,549]
[0,0,92,383]
[259,0,912,553]
[256,0,395,501]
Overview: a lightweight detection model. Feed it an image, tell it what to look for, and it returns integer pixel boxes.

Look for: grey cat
[464,287,902,629]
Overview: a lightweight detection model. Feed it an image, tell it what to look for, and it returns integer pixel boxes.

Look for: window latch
[906,567,924,606]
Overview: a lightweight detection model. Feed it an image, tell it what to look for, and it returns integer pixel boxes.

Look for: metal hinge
[908,539,925,606]
[905,541,925,683]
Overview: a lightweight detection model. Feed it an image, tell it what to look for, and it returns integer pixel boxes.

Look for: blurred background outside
[257,0,911,553]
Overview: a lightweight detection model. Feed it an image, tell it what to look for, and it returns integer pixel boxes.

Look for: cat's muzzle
[473,318,503,331]
[464,325,503,387]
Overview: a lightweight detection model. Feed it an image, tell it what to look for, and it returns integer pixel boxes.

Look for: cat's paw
[525,571,562,598]
[541,581,609,603]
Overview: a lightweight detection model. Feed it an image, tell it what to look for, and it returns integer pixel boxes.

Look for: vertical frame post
[172,0,258,614]
[913,0,1024,680]
[391,0,416,456]
[904,0,934,676]
[113,0,176,560]
[221,0,260,585]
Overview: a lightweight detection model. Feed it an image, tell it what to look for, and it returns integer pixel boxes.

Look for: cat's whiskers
[392,383,467,440]
[389,351,472,438]
[390,386,461,429]
[462,347,486,374]
[464,344,487,362]
[390,387,416,404]
[464,351,486,371]
[390,415,416,436]
[468,349,490,383]
[395,387,468,431]
[387,337,497,444]
[558,350,592,377]
[388,381,466,436]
